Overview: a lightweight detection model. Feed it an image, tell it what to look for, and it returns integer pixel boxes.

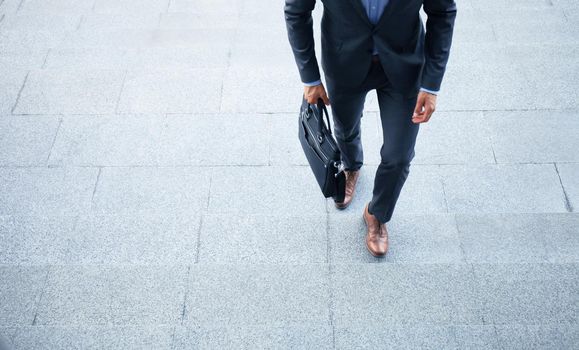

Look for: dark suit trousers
[325,57,420,223]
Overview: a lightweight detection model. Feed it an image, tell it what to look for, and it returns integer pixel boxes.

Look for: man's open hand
[304,83,330,105]
[412,91,437,123]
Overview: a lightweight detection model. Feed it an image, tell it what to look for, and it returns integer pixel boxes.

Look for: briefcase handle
[306,98,333,141]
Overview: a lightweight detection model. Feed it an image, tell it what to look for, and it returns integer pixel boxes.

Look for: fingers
[413,93,425,118]
[304,85,330,105]
[321,90,330,105]
[412,93,436,124]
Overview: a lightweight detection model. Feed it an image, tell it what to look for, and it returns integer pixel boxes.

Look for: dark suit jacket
[284,0,457,96]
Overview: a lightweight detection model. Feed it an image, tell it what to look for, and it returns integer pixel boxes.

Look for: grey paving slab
[0,328,16,350]
[80,14,160,30]
[159,12,239,30]
[116,69,224,114]
[456,213,579,263]
[391,164,448,216]
[0,167,98,216]
[48,115,164,166]
[172,324,333,350]
[183,264,330,327]
[268,113,309,166]
[159,114,270,166]
[495,324,576,350]
[229,40,296,68]
[269,112,381,167]
[0,30,66,53]
[450,7,496,44]
[557,163,579,213]
[0,214,199,265]
[0,116,60,166]
[198,214,327,264]
[329,213,463,264]
[0,266,48,326]
[58,28,233,50]
[58,30,155,49]
[74,214,199,265]
[0,215,78,265]
[485,110,579,163]
[413,111,495,165]
[92,167,211,215]
[332,263,483,327]
[441,164,568,213]
[208,166,327,215]
[220,65,303,113]
[128,46,230,70]
[167,0,242,14]
[18,0,95,14]
[93,0,170,14]
[553,0,579,7]
[502,43,579,110]
[11,326,174,350]
[12,69,125,115]
[42,48,133,70]
[0,69,27,115]
[0,52,46,71]
[470,0,552,10]
[0,13,81,32]
[435,43,534,112]
[452,325,502,349]
[473,263,578,325]
[335,325,498,350]
[35,265,187,326]
[0,0,20,14]
[490,9,577,44]
[232,23,291,49]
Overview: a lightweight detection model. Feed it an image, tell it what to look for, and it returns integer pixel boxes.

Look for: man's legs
[325,78,368,171]
[368,83,420,223]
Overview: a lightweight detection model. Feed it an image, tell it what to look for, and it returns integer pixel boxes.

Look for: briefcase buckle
[333,161,344,177]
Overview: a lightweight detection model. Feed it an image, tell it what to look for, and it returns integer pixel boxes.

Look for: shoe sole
[362,205,386,258]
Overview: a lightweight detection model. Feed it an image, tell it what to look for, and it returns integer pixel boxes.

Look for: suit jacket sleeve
[421,0,457,92]
[284,0,321,84]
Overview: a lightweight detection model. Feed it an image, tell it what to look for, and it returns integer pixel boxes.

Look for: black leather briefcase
[298,97,346,203]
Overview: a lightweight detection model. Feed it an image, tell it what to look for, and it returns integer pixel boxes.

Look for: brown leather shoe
[334,169,360,209]
[362,203,388,257]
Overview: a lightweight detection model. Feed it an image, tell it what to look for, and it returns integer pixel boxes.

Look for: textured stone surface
[332,264,483,327]
[92,167,211,215]
[11,326,174,350]
[172,324,333,350]
[208,166,327,215]
[34,265,187,326]
[0,266,48,326]
[557,163,579,212]
[456,213,579,263]
[441,164,567,213]
[159,114,270,166]
[0,116,60,166]
[473,263,578,325]
[0,167,98,216]
[0,0,578,347]
[198,214,327,264]
[12,69,125,115]
[486,110,579,163]
[116,69,225,114]
[183,264,330,327]
[48,115,164,166]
